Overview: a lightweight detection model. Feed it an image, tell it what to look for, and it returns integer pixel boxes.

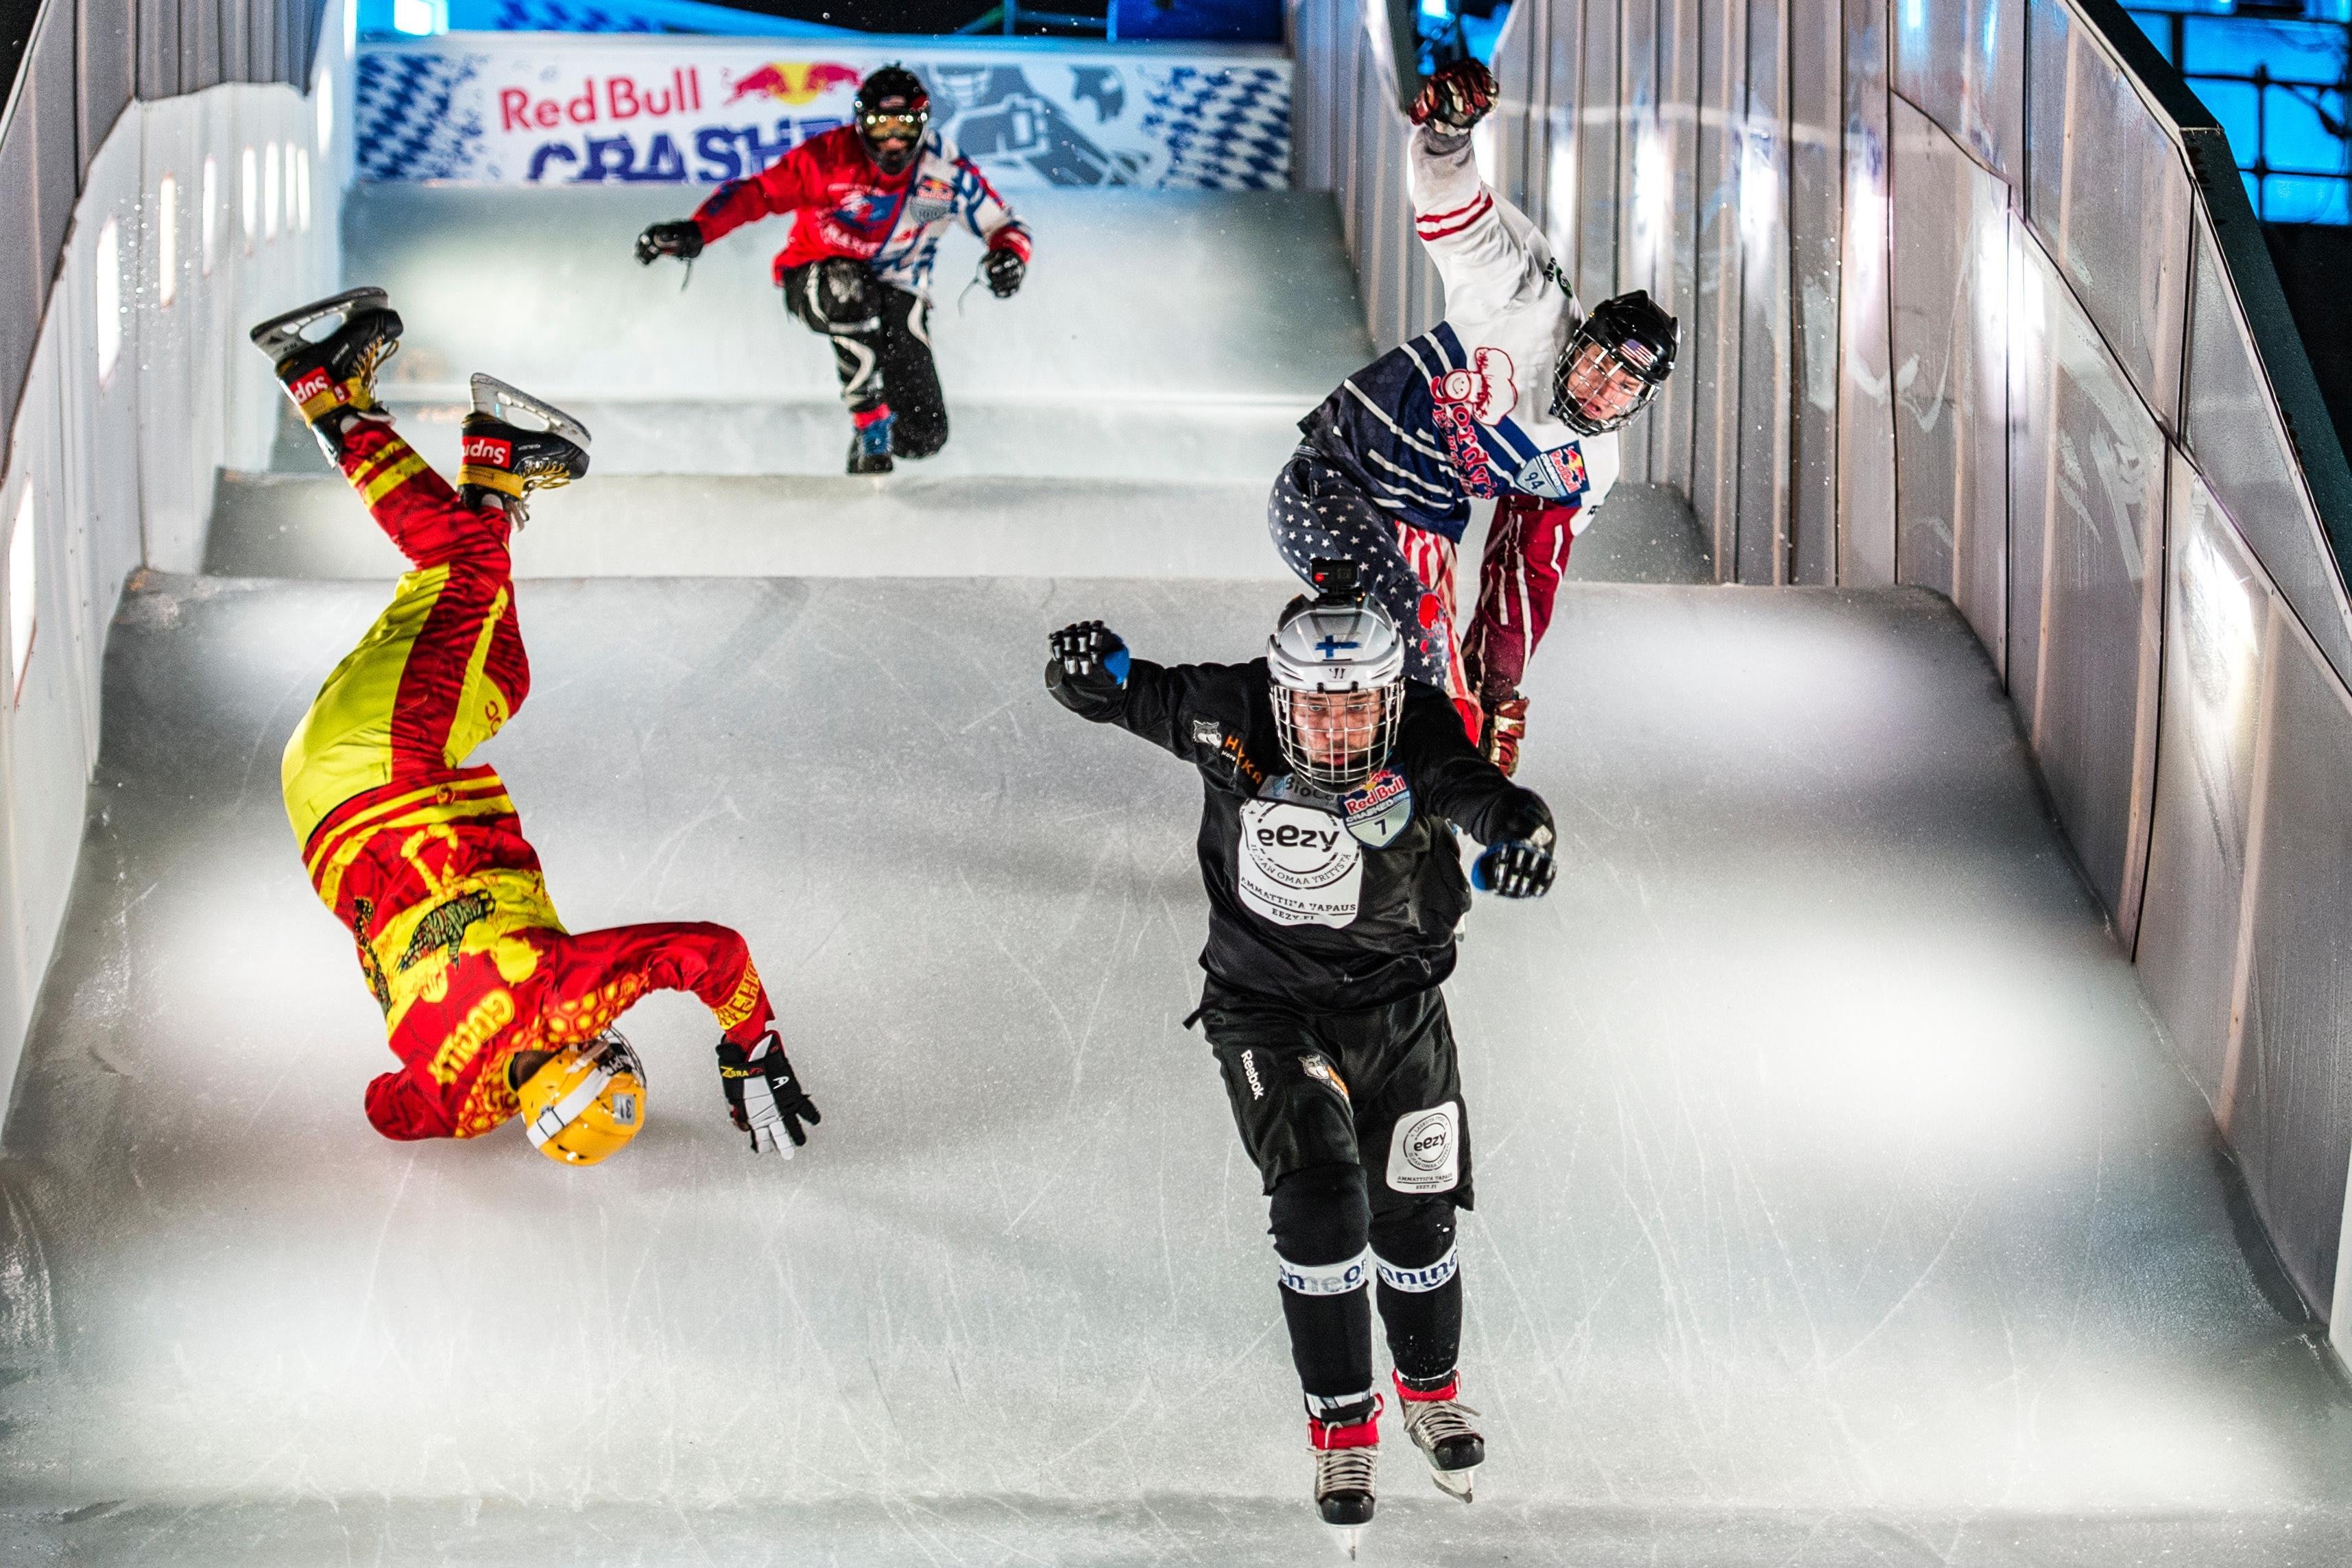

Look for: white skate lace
[1314,1443,1378,1499]
[1402,1397,1481,1452]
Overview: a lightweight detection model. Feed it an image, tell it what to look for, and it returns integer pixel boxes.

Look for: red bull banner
[354,37,1290,191]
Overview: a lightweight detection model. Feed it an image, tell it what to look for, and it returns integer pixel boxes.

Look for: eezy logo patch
[1236,799,1363,928]
[1386,1100,1460,1194]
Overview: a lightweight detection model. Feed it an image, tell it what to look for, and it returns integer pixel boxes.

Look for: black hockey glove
[716,1031,819,1157]
[982,246,1027,298]
[635,221,704,265]
[1046,620,1131,712]
[1409,60,1498,134]
[1472,837,1557,899]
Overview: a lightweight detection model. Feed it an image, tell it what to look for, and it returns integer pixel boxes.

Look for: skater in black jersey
[1044,560,1557,1554]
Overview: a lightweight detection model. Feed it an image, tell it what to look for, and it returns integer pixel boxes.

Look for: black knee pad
[1270,1163,1371,1268]
[1370,1194,1457,1271]
[802,258,882,333]
[891,419,948,459]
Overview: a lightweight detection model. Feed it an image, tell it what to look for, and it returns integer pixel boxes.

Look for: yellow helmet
[518,1031,647,1166]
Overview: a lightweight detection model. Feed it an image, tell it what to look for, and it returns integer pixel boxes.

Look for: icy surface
[323,186,1374,481]
[2,571,2347,1564]
[202,471,1708,584]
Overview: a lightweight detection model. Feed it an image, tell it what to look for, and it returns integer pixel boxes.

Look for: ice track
[2,189,2350,1565]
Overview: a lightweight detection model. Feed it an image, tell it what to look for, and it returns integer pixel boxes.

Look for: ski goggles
[859,110,926,142]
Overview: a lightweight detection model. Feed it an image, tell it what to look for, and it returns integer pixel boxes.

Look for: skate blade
[1429,1464,1475,1503]
[469,372,594,450]
[1328,1523,1364,1559]
[248,287,391,358]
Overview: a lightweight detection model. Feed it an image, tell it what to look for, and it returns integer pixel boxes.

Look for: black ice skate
[1308,1398,1380,1558]
[846,413,895,475]
[249,287,403,451]
[1394,1371,1483,1502]
[459,373,592,524]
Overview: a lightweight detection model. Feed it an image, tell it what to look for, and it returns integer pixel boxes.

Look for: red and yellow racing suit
[282,416,776,1141]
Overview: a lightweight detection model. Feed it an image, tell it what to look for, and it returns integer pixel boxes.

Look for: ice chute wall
[1297,0,2352,1340]
[0,0,344,1130]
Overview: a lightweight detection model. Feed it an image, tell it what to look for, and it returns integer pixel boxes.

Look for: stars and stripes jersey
[1297,125,1620,543]
[691,125,1032,301]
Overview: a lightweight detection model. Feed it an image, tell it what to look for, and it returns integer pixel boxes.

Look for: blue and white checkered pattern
[355,53,488,182]
[1137,66,1289,191]
[488,0,659,30]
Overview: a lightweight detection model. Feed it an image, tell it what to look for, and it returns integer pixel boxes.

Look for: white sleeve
[1407,124,1537,317]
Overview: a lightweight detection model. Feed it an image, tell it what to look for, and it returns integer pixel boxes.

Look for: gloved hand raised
[635,221,705,265]
[982,246,1027,298]
[1046,620,1131,710]
[1409,60,1498,134]
[716,1030,819,1156]
[1472,833,1557,899]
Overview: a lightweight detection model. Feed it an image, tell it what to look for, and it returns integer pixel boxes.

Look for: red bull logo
[726,62,863,107]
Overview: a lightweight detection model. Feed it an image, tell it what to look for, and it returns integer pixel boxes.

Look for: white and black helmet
[1267,560,1408,789]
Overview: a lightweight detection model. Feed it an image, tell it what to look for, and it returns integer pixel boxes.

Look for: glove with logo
[1046,620,1131,712]
[635,221,705,265]
[982,246,1027,298]
[716,1031,819,1156]
[1410,59,1498,134]
[1472,826,1557,899]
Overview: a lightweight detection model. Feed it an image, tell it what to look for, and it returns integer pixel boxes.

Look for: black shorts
[1198,980,1472,1211]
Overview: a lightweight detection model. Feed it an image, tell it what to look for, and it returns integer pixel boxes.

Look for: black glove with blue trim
[1046,620,1130,711]
[1472,825,1557,899]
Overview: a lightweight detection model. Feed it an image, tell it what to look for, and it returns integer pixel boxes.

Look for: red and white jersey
[691,125,1032,300]
[1297,125,1618,544]
[1405,125,1619,518]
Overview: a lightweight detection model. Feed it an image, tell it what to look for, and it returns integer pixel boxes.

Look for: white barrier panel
[352,35,1289,191]
[0,79,338,1115]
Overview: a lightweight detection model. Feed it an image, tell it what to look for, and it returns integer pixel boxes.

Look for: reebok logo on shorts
[1387,1100,1460,1194]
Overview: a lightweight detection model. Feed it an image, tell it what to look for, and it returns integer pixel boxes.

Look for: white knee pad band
[1277,1246,1372,1297]
[1374,1240,1459,1293]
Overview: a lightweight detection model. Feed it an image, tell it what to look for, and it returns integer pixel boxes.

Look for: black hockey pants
[1199,980,1468,1412]
[781,258,948,458]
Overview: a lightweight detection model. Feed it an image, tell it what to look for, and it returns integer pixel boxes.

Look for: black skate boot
[846,413,895,475]
[458,373,592,526]
[1308,1395,1380,1558]
[1394,1370,1483,1501]
[248,287,403,457]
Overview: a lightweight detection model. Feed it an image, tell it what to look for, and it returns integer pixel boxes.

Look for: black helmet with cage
[1550,288,1681,436]
[854,65,931,176]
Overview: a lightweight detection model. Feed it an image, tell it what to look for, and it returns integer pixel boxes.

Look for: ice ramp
[3,571,2349,1565]
[308,185,1374,483]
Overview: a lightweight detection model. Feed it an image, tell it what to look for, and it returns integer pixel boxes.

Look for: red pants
[281,418,527,846]
[1397,494,1578,738]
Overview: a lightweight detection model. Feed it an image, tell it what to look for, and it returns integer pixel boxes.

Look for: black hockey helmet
[1550,289,1680,436]
[855,65,931,176]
